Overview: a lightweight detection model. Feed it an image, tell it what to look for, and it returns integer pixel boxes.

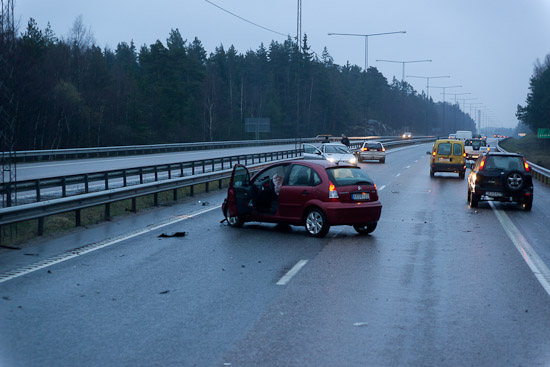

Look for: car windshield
[325,145,350,154]
[326,167,373,186]
[484,156,525,171]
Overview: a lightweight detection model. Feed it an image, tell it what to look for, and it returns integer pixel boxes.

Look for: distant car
[464,139,490,160]
[448,133,457,139]
[357,141,386,163]
[402,132,412,139]
[467,152,533,210]
[303,143,357,166]
[427,139,466,179]
[222,160,382,237]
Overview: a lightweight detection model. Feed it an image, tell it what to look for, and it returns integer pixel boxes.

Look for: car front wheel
[305,208,330,237]
[353,223,377,234]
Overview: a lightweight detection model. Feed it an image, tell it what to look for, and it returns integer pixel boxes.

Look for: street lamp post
[406,75,450,99]
[430,85,461,135]
[376,59,432,81]
[328,31,406,71]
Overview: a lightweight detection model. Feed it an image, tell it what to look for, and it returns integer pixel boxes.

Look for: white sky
[16,0,550,129]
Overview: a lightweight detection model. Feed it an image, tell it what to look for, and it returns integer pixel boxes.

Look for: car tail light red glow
[361,147,367,151]
[479,156,486,170]
[523,158,529,172]
[329,181,339,201]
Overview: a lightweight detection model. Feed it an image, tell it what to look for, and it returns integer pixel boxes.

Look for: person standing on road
[341,134,350,147]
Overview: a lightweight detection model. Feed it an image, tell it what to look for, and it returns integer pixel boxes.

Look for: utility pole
[296,0,302,51]
[407,75,450,99]
[376,59,432,81]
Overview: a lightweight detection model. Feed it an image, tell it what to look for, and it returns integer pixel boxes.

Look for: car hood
[325,153,354,162]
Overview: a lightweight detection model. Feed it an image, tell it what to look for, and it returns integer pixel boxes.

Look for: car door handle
[301,190,309,195]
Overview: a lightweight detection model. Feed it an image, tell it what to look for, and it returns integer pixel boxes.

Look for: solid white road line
[277,260,309,286]
[490,201,550,297]
[0,206,221,283]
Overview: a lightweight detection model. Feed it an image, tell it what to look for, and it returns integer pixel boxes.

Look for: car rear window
[453,143,463,156]
[484,156,525,171]
[326,167,373,186]
[364,143,382,149]
[437,143,452,155]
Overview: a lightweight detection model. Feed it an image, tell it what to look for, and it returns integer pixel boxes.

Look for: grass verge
[498,134,550,169]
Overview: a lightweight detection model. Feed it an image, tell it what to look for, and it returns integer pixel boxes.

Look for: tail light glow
[523,158,529,172]
[329,181,339,201]
[479,156,486,170]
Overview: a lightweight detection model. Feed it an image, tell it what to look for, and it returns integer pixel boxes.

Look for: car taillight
[381,148,386,152]
[479,156,486,170]
[361,147,368,151]
[523,158,529,172]
[328,181,339,201]
[432,151,436,156]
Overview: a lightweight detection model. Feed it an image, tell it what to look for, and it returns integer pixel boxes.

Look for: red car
[222,160,382,237]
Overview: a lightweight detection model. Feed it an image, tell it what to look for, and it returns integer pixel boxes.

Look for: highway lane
[16,143,304,181]
[1,143,550,366]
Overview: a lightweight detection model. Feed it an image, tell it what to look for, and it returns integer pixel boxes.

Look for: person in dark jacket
[341,134,350,147]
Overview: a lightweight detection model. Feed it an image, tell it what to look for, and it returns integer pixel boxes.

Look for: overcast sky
[16,0,550,130]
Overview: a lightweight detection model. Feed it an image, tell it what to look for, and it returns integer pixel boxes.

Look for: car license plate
[352,192,370,200]
[438,158,450,162]
[486,191,504,197]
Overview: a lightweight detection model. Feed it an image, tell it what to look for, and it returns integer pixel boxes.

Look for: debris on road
[157,232,186,238]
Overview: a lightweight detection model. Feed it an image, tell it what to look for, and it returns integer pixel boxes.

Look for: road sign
[538,128,550,138]
[245,118,270,139]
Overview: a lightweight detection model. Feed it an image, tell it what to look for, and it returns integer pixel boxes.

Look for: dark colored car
[222,160,382,237]
[467,152,533,210]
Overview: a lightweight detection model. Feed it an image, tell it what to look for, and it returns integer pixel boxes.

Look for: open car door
[226,164,252,217]
[302,144,326,160]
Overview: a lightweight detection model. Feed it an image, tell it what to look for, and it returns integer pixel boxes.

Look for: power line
[204,0,288,37]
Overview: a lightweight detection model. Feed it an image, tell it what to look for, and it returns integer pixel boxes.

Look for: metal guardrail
[497,142,550,186]
[0,160,286,235]
[1,149,302,207]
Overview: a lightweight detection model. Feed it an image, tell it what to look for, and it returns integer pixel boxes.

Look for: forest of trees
[516,54,550,133]
[1,9,477,151]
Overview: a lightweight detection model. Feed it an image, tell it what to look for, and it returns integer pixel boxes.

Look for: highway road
[1,143,550,366]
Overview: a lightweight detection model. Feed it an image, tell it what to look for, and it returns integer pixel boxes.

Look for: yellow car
[427,139,466,179]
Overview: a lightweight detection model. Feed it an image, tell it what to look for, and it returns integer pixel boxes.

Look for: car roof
[435,139,463,143]
[286,159,357,169]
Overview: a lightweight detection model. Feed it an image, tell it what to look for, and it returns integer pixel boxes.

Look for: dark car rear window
[364,143,382,149]
[326,167,373,186]
[484,156,525,171]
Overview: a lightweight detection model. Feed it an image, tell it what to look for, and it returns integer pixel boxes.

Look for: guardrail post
[154,166,158,181]
[123,170,127,186]
[104,172,109,190]
[35,180,41,202]
[154,193,158,206]
[192,162,195,175]
[62,177,67,197]
[76,209,81,227]
[190,185,194,197]
[105,203,111,221]
[180,163,184,177]
[173,189,178,201]
[211,160,215,172]
[221,158,225,170]
[85,174,89,193]
[168,165,172,179]
[219,179,222,189]
[202,160,205,174]
[131,198,137,212]
[140,168,143,184]
[205,182,209,193]
[38,217,44,236]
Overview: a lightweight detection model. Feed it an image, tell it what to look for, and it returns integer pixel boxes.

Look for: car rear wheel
[459,171,465,179]
[469,190,479,208]
[226,215,244,227]
[380,158,385,163]
[430,169,435,178]
[305,208,330,237]
[353,223,377,234]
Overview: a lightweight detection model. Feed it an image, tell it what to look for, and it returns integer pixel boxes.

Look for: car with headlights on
[467,152,533,210]
[357,141,386,163]
[222,160,382,237]
[303,143,357,166]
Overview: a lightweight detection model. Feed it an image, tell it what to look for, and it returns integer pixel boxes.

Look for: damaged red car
[222,160,382,237]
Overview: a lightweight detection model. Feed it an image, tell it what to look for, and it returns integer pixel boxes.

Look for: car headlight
[349,157,357,164]
[327,157,335,163]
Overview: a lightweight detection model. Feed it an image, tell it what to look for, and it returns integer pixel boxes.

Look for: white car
[303,143,357,166]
